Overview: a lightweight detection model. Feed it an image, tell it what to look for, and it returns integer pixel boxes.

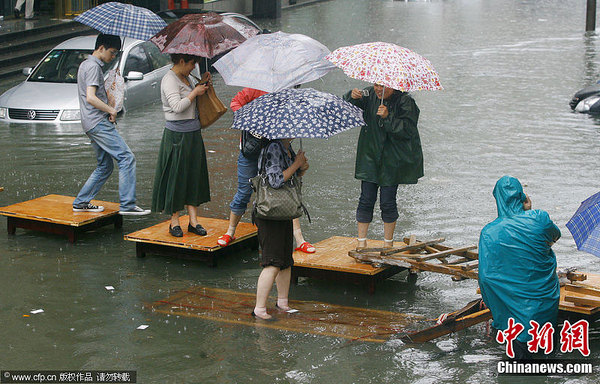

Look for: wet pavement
[1,0,600,382]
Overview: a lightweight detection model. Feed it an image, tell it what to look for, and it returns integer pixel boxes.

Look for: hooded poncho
[478,175,561,343]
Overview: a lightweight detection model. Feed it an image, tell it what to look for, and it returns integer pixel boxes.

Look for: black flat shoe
[188,223,207,236]
[169,225,183,237]
[251,311,276,321]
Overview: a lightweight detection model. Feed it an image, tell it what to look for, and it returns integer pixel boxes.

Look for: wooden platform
[124,216,258,266]
[0,194,122,243]
[292,236,408,294]
[148,286,423,343]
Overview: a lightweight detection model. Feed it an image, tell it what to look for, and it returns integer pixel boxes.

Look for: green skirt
[152,129,210,215]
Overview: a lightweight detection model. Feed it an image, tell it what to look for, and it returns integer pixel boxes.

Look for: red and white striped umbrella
[326,42,443,92]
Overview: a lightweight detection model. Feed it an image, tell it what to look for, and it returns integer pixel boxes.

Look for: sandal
[295,241,316,254]
[217,234,235,247]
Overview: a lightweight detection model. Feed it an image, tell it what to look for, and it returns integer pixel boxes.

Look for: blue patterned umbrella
[231,88,365,139]
[566,191,600,257]
[74,2,166,41]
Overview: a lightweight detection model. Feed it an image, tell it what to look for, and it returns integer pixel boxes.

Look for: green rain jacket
[478,176,561,343]
[343,87,423,186]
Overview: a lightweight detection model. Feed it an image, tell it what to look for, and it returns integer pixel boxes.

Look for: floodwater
[1,0,600,382]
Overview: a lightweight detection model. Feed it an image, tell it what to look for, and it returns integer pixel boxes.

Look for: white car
[0,35,173,124]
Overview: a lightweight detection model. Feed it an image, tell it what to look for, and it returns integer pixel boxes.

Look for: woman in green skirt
[152,54,211,237]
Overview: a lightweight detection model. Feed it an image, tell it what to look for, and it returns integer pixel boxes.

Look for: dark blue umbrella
[566,191,600,257]
[231,88,365,139]
[74,2,166,41]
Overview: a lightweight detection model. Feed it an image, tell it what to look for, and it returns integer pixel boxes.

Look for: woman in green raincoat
[344,84,423,249]
[479,175,561,359]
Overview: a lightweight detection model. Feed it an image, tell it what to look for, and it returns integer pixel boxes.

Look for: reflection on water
[1,0,600,382]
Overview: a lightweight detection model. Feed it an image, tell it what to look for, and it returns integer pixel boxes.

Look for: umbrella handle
[381,85,385,106]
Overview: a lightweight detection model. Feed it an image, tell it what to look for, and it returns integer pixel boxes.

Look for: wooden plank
[0,194,120,227]
[148,286,424,343]
[380,238,446,256]
[354,238,445,256]
[419,241,479,261]
[124,216,257,252]
[408,234,417,245]
[564,294,600,308]
[415,246,478,262]
[564,284,600,297]
[293,236,397,275]
[348,251,412,269]
[403,259,479,280]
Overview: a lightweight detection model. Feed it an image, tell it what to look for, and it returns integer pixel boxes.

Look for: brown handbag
[192,72,228,128]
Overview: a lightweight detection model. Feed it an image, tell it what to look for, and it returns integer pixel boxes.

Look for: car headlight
[0,107,7,119]
[60,109,80,121]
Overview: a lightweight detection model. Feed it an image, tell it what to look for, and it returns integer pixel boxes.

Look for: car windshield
[28,49,121,83]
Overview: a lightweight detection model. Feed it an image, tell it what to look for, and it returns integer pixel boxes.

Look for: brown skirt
[255,218,294,269]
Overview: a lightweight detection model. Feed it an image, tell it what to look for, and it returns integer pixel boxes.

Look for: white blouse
[161,69,198,121]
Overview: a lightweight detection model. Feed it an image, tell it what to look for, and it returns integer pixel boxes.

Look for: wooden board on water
[148,286,423,343]
[124,216,257,252]
[0,194,119,226]
[293,236,400,275]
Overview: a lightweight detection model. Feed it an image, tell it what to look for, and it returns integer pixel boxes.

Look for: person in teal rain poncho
[478,176,561,359]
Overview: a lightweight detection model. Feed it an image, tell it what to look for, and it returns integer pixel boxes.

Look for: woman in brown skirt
[152,54,211,237]
[253,138,308,320]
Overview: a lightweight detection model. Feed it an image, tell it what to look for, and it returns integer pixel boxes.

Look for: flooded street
[1,0,600,382]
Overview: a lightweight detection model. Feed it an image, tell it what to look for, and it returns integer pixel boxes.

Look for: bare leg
[293,218,315,252]
[383,221,396,248]
[187,205,198,227]
[357,221,369,249]
[227,211,243,236]
[275,267,292,310]
[170,212,180,228]
[254,266,279,319]
[292,218,304,245]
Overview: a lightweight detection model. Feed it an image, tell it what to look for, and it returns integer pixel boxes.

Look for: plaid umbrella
[213,31,335,92]
[231,88,365,139]
[566,191,600,257]
[150,13,248,58]
[74,2,166,41]
[326,42,443,92]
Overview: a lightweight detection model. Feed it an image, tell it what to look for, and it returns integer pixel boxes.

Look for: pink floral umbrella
[326,42,443,92]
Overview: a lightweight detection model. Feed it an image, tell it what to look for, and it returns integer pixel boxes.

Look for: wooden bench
[124,216,258,266]
[292,236,409,294]
[0,194,122,243]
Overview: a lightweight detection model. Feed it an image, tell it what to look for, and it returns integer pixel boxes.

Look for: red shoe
[295,241,316,253]
[217,234,235,247]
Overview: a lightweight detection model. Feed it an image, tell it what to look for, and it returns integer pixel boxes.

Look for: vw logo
[27,110,36,120]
